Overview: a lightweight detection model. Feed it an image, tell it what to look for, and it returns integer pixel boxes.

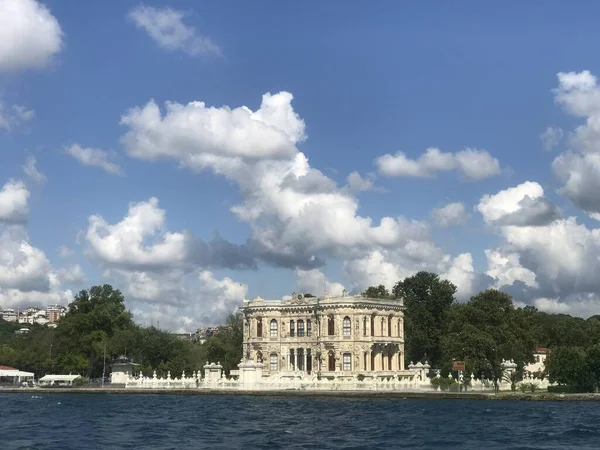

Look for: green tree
[363,285,391,299]
[393,272,456,367]
[546,347,594,390]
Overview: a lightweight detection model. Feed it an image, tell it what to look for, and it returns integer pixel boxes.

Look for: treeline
[365,272,600,386]
[0,285,243,378]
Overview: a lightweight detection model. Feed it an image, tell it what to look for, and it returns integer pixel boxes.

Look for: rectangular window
[270,320,278,338]
[307,320,312,337]
[270,354,278,372]
[298,320,305,337]
[290,320,295,337]
[343,353,351,371]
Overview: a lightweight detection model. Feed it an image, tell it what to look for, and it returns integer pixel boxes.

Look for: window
[363,317,367,336]
[270,353,278,371]
[297,320,305,337]
[257,317,263,338]
[388,316,392,337]
[256,351,263,363]
[363,352,367,371]
[343,316,351,337]
[290,320,295,337]
[371,352,375,371]
[307,349,312,374]
[297,348,304,371]
[371,315,375,337]
[270,319,278,338]
[343,353,351,371]
[328,351,336,371]
[290,349,295,370]
[397,318,402,337]
[327,315,335,336]
[307,319,312,337]
[388,353,393,370]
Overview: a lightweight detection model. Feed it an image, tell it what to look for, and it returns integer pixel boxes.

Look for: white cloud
[120,92,305,162]
[22,156,46,184]
[53,264,85,285]
[376,147,501,181]
[550,71,600,216]
[85,197,191,270]
[65,144,124,176]
[431,202,469,227]
[540,126,564,151]
[485,249,537,289]
[0,180,29,223]
[345,171,385,193]
[0,103,34,130]
[295,269,345,296]
[128,4,220,57]
[112,268,247,331]
[120,91,449,272]
[477,181,560,227]
[0,0,63,73]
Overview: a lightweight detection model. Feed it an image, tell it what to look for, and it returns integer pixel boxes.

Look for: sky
[3,0,600,332]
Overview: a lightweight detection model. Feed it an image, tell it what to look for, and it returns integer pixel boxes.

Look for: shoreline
[0,387,597,401]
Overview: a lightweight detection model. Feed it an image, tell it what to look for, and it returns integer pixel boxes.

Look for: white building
[241,291,409,379]
[524,347,550,376]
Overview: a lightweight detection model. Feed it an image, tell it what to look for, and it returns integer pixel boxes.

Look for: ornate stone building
[241,290,407,378]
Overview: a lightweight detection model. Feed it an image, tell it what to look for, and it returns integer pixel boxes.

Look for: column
[303,348,307,372]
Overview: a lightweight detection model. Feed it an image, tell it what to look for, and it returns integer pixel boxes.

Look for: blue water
[1,394,598,449]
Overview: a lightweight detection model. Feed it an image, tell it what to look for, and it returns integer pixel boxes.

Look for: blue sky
[3,0,600,331]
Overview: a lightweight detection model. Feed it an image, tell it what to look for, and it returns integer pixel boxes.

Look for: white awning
[39,374,81,382]
[0,369,34,378]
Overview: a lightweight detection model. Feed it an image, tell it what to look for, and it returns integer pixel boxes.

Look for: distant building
[14,327,30,335]
[47,305,66,323]
[110,356,140,384]
[524,347,550,376]
[1,309,17,322]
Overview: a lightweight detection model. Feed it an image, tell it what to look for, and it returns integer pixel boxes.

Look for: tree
[363,285,391,299]
[393,272,456,367]
[546,347,594,390]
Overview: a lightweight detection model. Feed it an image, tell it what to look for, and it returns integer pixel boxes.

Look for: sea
[0,393,598,449]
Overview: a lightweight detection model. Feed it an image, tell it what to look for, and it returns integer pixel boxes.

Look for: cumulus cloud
[0,0,63,73]
[477,180,600,310]
[550,70,600,217]
[431,202,469,227]
[295,269,345,297]
[128,4,220,57]
[66,144,124,176]
[58,246,73,258]
[345,171,385,193]
[85,197,256,271]
[111,268,247,332]
[376,147,501,181]
[120,91,454,275]
[22,156,46,184]
[0,180,29,223]
[477,181,561,227]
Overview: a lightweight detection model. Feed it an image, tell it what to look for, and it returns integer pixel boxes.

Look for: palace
[241,290,409,378]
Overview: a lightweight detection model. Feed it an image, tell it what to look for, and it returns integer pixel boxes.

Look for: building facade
[241,291,408,378]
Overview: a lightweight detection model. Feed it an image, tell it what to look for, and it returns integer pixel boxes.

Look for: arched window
[270,319,278,338]
[363,317,367,336]
[307,319,312,337]
[388,316,392,337]
[290,320,295,337]
[328,315,335,336]
[343,353,352,371]
[256,317,263,338]
[397,318,402,337]
[370,315,375,337]
[328,351,336,371]
[343,316,351,337]
[297,320,305,337]
[269,353,278,371]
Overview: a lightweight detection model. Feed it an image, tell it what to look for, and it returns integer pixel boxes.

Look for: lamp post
[102,342,106,389]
